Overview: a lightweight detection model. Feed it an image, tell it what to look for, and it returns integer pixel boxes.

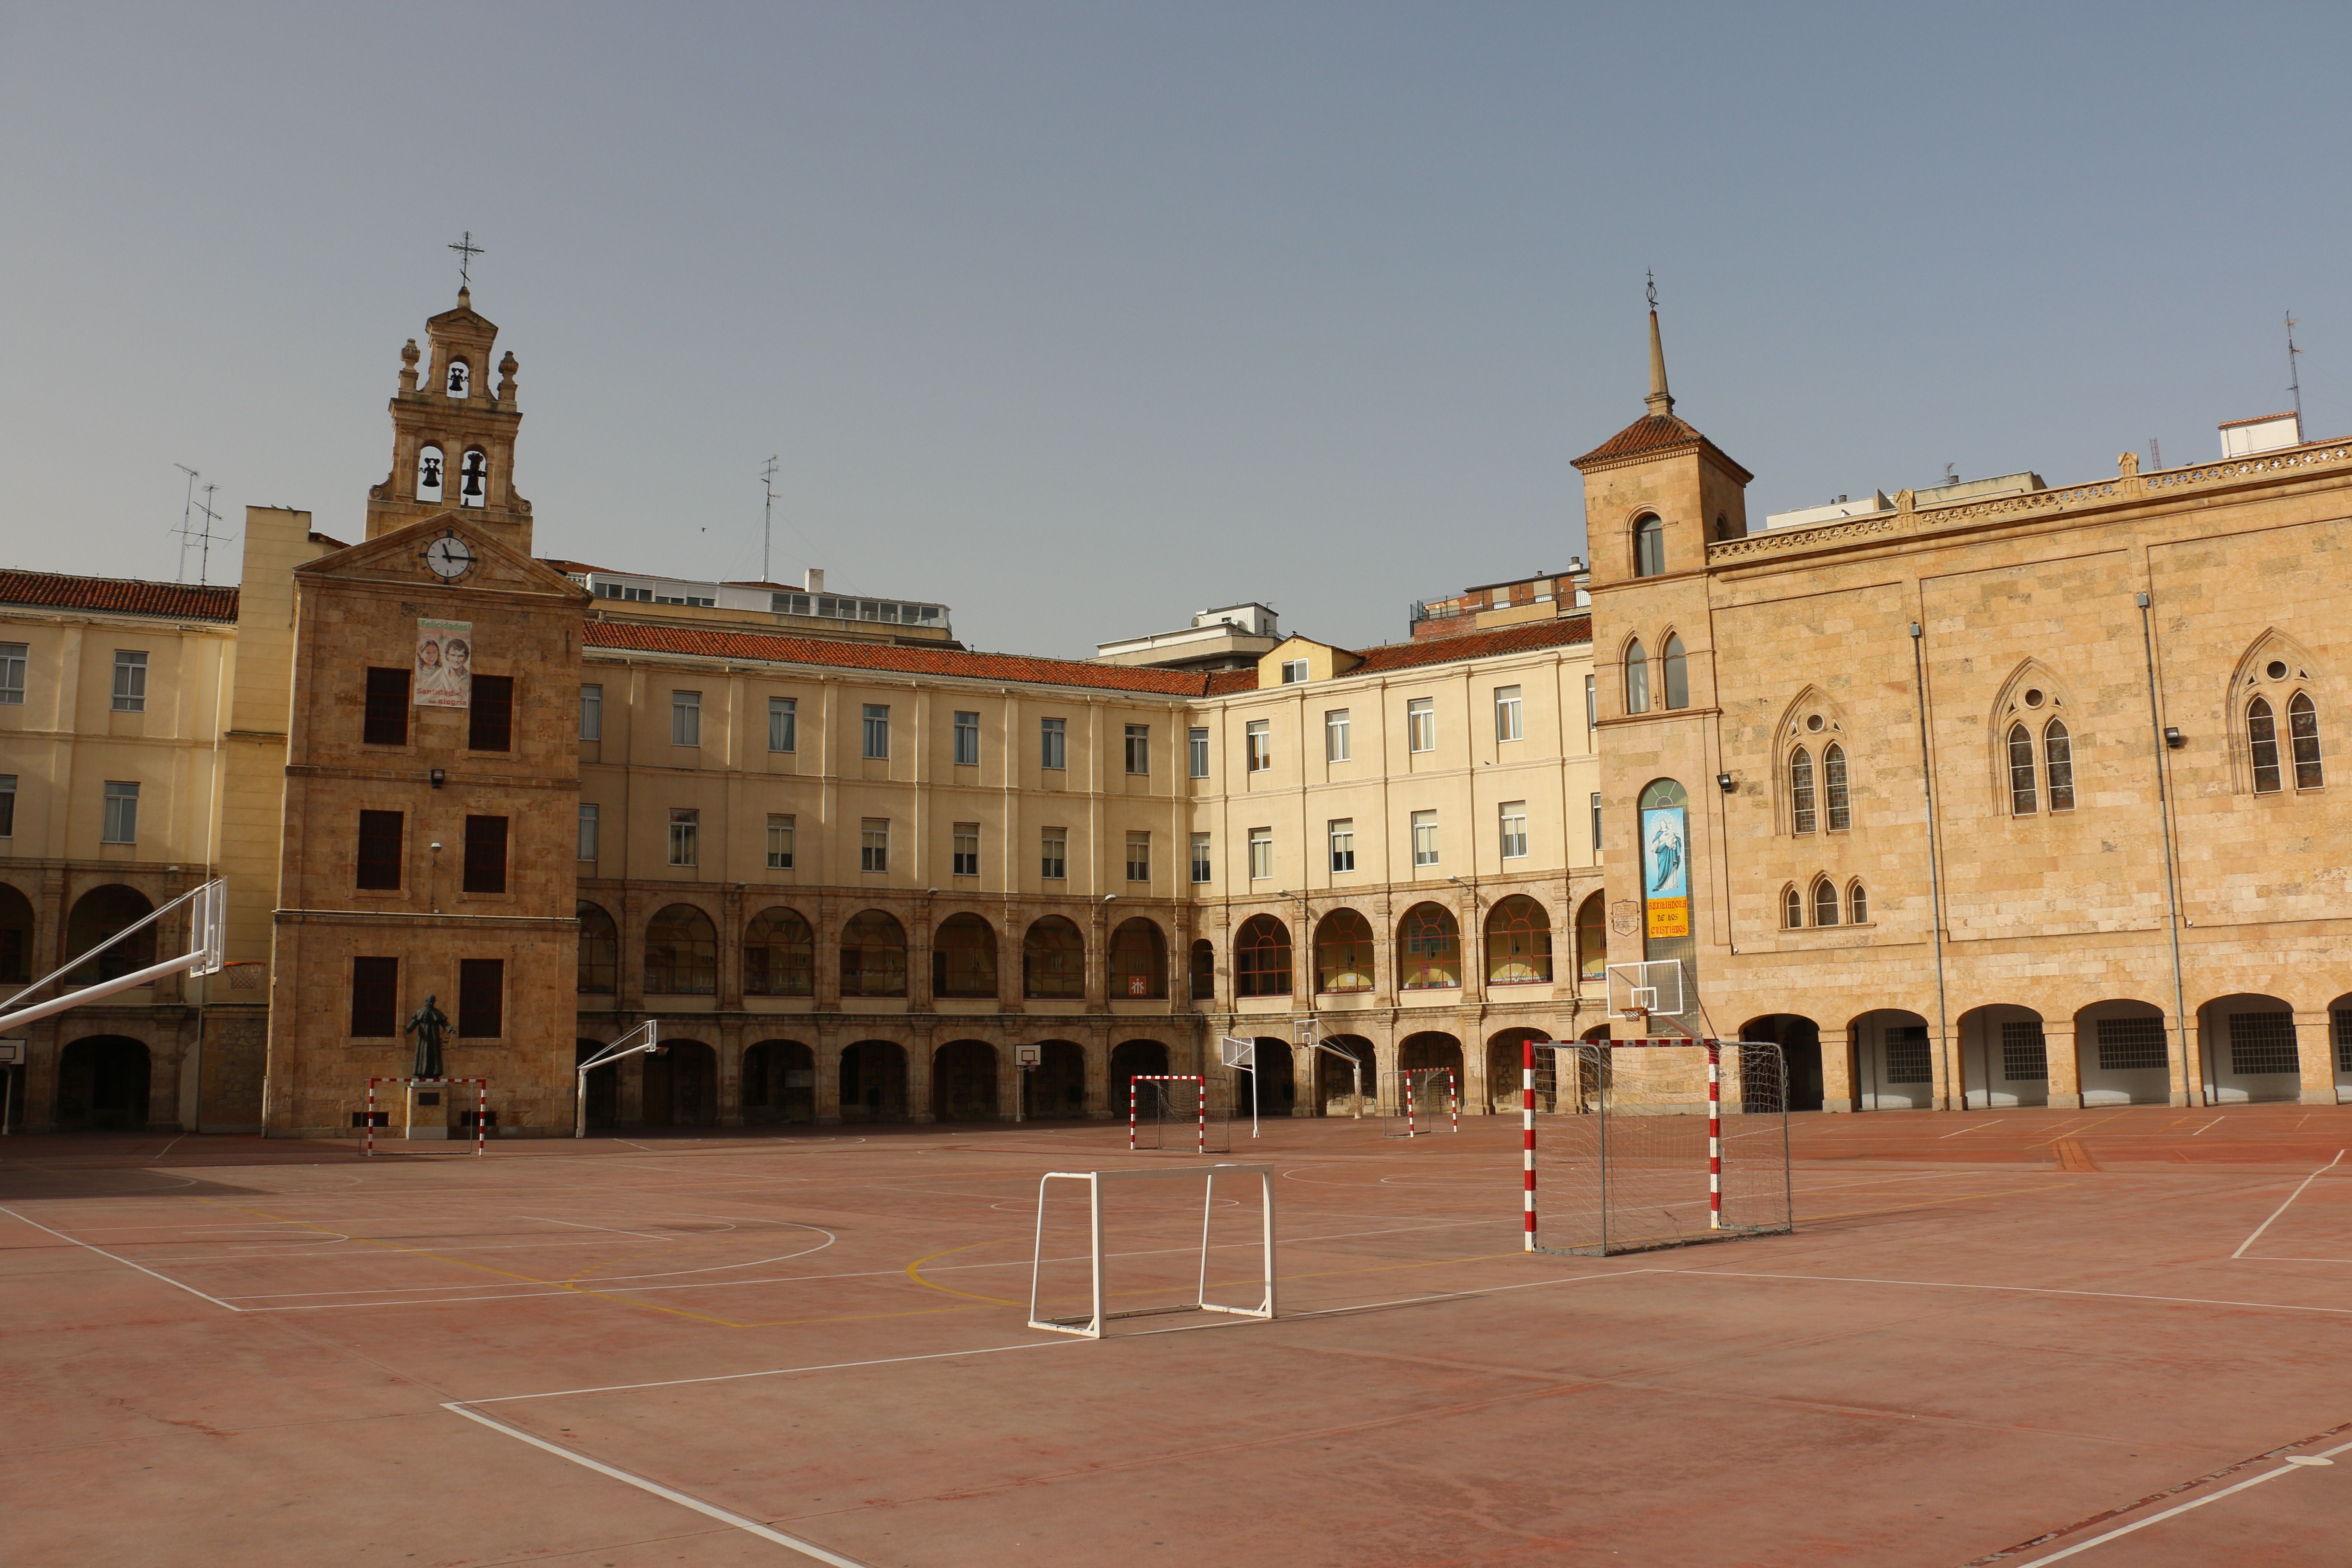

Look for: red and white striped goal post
[1520,1038,1747,1252]
[1389,1066,1459,1137]
[1128,1073,1208,1154]
[364,1077,490,1157]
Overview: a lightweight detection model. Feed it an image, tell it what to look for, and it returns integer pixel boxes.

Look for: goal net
[1522,1038,1790,1256]
[1386,1067,1458,1137]
[1028,1164,1277,1338]
[1128,1074,1233,1153]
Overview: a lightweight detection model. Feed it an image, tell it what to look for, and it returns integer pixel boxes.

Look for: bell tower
[364,288,533,554]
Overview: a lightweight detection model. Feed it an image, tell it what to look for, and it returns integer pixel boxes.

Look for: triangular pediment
[297,513,587,601]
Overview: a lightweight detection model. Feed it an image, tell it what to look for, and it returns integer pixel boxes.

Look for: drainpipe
[2137,592,2196,1108]
[1909,623,1955,1109]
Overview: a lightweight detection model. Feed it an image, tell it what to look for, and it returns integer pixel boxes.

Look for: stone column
[1821,1026,1856,1112]
[815,1026,843,1126]
[813,891,842,1009]
[997,1036,1021,1122]
[2045,1022,2083,1109]
[619,1050,646,1127]
[2176,1015,2205,1108]
[719,886,744,1010]
[909,898,935,1014]
[2295,1010,2338,1106]
[909,1035,935,1123]
[1084,1027,1109,1118]
[717,1016,744,1127]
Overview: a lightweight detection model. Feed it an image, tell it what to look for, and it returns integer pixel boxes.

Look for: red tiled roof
[0,570,239,623]
[584,613,1589,695]
[1573,413,1754,481]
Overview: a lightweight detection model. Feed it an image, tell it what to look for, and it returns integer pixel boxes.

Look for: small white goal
[1027,1164,1277,1339]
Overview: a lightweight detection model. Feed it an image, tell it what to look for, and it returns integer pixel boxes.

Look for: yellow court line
[904,1239,1024,1308]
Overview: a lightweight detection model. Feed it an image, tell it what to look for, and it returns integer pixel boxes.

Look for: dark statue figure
[404,995,450,1079]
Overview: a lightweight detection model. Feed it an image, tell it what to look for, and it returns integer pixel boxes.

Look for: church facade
[1,287,2346,1135]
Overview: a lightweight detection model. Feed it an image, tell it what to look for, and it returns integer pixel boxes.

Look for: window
[111,649,147,712]
[1824,743,1850,832]
[862,704,890,760]
[1848,881,1869,923]
[2291,692,2324,789]
[0,774,14,837]
[1589,791,1602,854]
[1782,886,1804,928]
[1494,685,1523,742]
[1584,674,1596,735]
[766,814,795,870]
[2095,1015,2168,1072]
[1281,659,1309,684]
[576,902,618,994]
[744,907,816,997]
[839,909,908,998]
[1325,708,1351,761]
[0,642,25,704]
[1248,827,1273,880]
[2229,1012,2300,1075]
[462,815,508,893]
[931,912,994,998]
[1812,879,1839,927]
[1576,893,1607,980]
[668,808,698,867]
[1398,903,1461,989]
[350,956,398,1037]
[2043,719,2073,812]
[458,958,504,1038]
[1486,895,1552,984]
[1789,748,1816,835]
[2335,1009,2352,1076]
[1188,726,1210,778]
[2007,724,2039,814]
[1024,917,1084,998]
[1411,809,1439,867]
[1499,801,1528,860]
[357,810,403,890]
[768,696,797,753]
[1041,717,1068,771]
[1407,698,1436,753]
[1660,636,1688,710]
[1190,937,1216,999]
[1125,723,1150,775]
[953,822,980,877]
[954,710,981,766]
[1040,827,1066,881]
[1190,832,1213,884]
[577,802,599,861]
[1328,818,1355,873]
[1246,720,1271,772]
[468,674,513,752]
[861,818,889,873]
[1632,514,1665,577]
[1624,640,1650,714]
[1126,831,1150,883]
[364,668,410,745]
[1884,1026,1932,1084]
[646,904,719,995]
[579,683,602,741]
[2248,697,2280,793]
[1314,910,1375,993]
[1233,914,1292,997]
[670,690,701,747]
[101,781,138,843]
[2001,1021,2048,1082]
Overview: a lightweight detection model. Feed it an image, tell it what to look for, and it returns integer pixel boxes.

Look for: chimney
[804,567,825,593]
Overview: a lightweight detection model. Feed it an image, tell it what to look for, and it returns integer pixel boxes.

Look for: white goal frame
[1027,1164,1277,1339]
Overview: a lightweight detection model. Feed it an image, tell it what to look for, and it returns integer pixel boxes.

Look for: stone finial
[1894,488,1915,513]
[497,350,519,403]
[399,338,420,394]
[1645,309,1675,417]
[2117,450,2140,478]
[456,286,472,311]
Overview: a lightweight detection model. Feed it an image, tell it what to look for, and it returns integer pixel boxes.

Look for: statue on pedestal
[404,995,450,1080]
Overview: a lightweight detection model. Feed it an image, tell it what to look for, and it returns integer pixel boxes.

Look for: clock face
[424,535,475,579]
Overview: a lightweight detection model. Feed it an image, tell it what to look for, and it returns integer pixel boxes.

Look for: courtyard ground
[4,1103,2349,1567]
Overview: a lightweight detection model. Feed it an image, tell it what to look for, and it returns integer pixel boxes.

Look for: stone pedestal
[406,1084,449,1140]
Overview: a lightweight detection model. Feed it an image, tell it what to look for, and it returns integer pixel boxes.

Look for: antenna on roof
[760,455,780,584]
[170,466,236,585]
[2286,310,2304,431]
[2149,436,2162,472]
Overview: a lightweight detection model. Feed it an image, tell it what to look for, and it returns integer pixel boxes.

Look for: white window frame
[1411,808,1439,867]
[1590,791,1602,854]
[1406,698,1436,754]
[112,649,148,713]
[1041,827,1068,881]
[1246,720,1271,772]
[766,812,795,870]
[1189,831,1213,884]
[577,801,599,861]
[579,683,603,741]
[862,704,890,760]
[667,807,698,867]
[768,696,797,753]
[671,690,701,748]
[1494,685,1523,743]
[1188,726,1210,778]
[953,821,980,877]
[1247,827,1273,881]
[953,710,981,767]
[861,818,889,873]
[1499,800,1528,860]
[101,780,139,844]
[1328,818,1355,873]
[1125,831,1151,884]
[0,642,26,705]
[1281,658,1309,684]
[1125,723,1150,776]
[1325,708,1351,762]
[1041,717,1068,771]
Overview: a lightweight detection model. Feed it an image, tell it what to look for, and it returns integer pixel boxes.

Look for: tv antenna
[170,466,233,585]
[2286,310,2304,430]
[759,455,780,584]
[448,230,485,289]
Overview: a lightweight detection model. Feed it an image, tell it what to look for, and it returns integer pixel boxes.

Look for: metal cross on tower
[448,231,486,288]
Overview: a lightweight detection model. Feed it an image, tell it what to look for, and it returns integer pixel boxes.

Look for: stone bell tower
[364,288,533,554]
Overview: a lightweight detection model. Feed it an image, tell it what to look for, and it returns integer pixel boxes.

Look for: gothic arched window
[1661,634,1689,709]
[2043,719,2075,812]
[1632,514,1665,577]
[1847,881,1870,924]
[416,444,445,502]
[1823,743,1850,832]
[2290,692,2324,789]
[2007,724,2038,815]
[2248,697,2281,794]
[1624,639,1650,714]
[1782,885,1803,928]
[1812,878,1840,928]
[1789,747,1816,835]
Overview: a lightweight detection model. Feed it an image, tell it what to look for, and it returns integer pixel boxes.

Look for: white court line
[2009,1433,2352,1566]
[0,1205,242,1313]
[2192,1117,2224,1135]
[444,1402,873,1568]
[1681,1266,2352,1317]
[1939,1121,2004,1139]
[2230,1150,2344,1260]
[520,1214,678,1242]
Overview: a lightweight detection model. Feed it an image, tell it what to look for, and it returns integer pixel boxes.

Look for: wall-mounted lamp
[429,768,446,789]
[1716,772,1736,793]
[2163,727,2185,750]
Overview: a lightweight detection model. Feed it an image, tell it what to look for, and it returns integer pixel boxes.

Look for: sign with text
[414,618,473,709]
[1642,805,1690,940]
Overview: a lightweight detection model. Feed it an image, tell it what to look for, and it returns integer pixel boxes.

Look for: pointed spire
[1644,270,1674,417]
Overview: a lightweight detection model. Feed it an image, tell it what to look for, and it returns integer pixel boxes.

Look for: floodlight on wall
[429,768,446,788]
[2164,727,2185,749]
[1716,772,1736,793]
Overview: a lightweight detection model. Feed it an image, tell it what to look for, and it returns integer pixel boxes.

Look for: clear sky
[5,4,2348,656]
